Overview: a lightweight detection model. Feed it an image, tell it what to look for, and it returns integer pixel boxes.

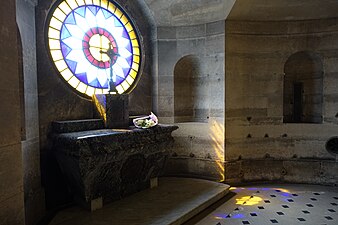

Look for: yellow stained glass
[66,0,78,9]
[108,2,116,12]
[132,62,139,71]
[50,17,63,30]
[59,2,72,15]
[128,31,136,40]
[68,76,80,88]
[86,86,95,96]
[75,0,85,6]
[131,39,139,47]
[100,0,108,9]
[126,75,134,85]
[125,23,133,32]
[133,48,140,55]
[93,0,100,7]
[48,28,60,39]
[120,15,128,25]
[133,55,140,64]
[55,60,68,72]
[49,39,61,50]
[77,82,87,93]
[114,8,123,18]
[84,0,93,5]
[61,69,73,81]
[51,50,63,61]
[116,85,124,94]
[121,81,130,90]
[130,70,137,79]
[53,8,67,21]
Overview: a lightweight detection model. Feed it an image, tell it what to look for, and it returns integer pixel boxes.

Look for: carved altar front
[51,120,178,210]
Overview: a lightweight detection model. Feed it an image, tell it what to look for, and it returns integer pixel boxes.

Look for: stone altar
[51,119,178,211]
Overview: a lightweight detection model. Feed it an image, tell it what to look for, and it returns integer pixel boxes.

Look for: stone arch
[174,55,204,122]
[283,51,323,123]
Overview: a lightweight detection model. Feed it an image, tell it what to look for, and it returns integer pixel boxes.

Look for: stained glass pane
[47,0,141,97]
[100,0,108,8]
[49,39,61,50]
[114,8,123,18]
[66,0,78,9]
[59,2,72,15]
[69,76,80,88]
[51,50,63,61]
[84,0,92,5]
[61,69,73,80]
[50,17,63,30]
[48,28,60,39]
[53,8,67,21]
[76,0,85,6]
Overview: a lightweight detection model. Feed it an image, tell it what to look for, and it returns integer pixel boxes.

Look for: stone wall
[157,21,225,181]
[16,0,45,224]
[225,18,338,185]
[0,1,25,224]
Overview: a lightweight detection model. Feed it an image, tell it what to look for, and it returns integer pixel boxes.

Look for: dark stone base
[51,124,178,210]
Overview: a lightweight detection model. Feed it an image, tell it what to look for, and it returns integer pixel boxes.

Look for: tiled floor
[192,184,338,225]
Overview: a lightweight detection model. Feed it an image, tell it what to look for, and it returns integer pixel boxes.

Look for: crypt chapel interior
[1,0,338,225]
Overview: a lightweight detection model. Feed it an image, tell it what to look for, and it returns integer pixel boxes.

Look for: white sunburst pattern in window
[47,0,141,97]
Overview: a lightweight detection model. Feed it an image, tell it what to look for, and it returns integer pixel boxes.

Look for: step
[49,177,230,225]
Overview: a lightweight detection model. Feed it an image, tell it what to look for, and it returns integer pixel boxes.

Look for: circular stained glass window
[46,0,142,97]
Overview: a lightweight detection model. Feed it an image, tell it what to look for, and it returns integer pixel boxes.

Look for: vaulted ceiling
[143,0,236,26]
[228,0,338,21]
[143,0,338,26]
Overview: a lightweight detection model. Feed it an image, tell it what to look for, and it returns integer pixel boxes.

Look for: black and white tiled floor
[195,184,338,225]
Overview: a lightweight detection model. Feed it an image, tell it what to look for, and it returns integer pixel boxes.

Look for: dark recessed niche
[326,137,338,155]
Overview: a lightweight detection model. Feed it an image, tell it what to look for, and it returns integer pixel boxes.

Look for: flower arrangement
[133,112,158,129]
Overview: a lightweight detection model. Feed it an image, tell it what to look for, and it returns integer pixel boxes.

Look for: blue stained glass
[114,17,123,27]
[61,27,71,40]
[75,7,86,18]
[123,68,131,76]
[122,30,129,39]
[115,76,124,85]
[102,10,113,19]
[125,56,132,65]
[88,6,99,16]
[61,43,72,57]
[76,73,88,83]
[96,79,108,88]
[89,78,100,87]
[66,59,77,72]
[125,44,132,53]
[65,12,76,24]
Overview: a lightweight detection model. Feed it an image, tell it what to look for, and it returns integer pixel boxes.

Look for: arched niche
[174,55,204,123]
[283,51,323,123]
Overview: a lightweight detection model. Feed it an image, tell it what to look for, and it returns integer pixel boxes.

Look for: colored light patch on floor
[192,184,338,225]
